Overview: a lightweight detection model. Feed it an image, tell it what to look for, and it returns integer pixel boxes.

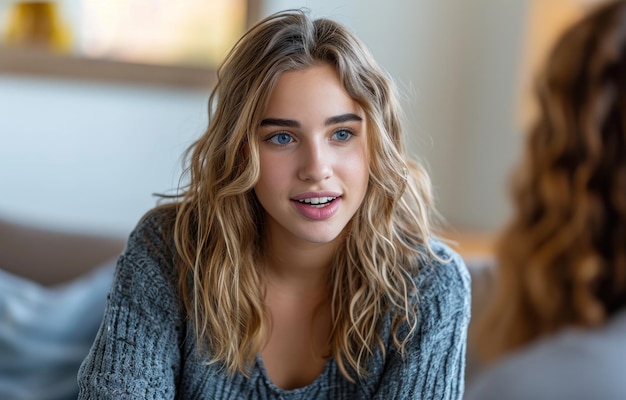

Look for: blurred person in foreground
[465,1,626,399]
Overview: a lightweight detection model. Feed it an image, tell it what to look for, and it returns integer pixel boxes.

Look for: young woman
[466,1,626,399]
[78,9,470,399]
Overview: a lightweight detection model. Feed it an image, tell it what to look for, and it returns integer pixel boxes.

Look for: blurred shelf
[0,46,217,89]
[443,230,495,260]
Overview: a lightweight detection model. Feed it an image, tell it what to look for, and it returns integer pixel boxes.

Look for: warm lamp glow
[79,0,247,67]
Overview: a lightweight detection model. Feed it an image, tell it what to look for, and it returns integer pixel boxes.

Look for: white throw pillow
[0,260,115,400]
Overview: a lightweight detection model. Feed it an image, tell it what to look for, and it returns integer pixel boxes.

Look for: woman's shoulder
[466,311,626,400]
[124,207,176,259]
[402,238,472,334]
[414,238,471,305]
[115,207,179,292]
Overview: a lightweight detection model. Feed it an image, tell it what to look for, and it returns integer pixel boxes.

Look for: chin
[297,229,344,245]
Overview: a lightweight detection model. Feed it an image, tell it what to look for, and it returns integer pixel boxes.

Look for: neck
[262,237,338,296]
[264,249,333,292]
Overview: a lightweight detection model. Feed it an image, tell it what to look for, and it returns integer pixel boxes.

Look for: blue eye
[268,132,294,145]
[332,129,353,141]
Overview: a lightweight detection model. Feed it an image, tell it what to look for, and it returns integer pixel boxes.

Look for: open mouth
[296,196,337,208]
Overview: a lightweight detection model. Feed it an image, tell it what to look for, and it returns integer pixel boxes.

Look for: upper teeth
[298,196,336,205]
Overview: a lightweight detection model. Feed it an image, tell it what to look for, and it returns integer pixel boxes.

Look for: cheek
[341,151,370,183]
[257,153,289,191]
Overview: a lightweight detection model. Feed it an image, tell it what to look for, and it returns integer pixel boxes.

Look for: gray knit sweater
[78,214,470,399]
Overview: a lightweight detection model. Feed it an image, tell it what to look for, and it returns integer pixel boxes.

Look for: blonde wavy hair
[477,0,626,361]
[149,9,436,380]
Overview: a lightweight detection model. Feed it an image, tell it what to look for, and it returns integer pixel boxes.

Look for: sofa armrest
[0,217,126,286]
[464,255,497,383]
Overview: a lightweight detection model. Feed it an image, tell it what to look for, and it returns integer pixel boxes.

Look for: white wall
[0,76,208,235]
[0,0,530,236]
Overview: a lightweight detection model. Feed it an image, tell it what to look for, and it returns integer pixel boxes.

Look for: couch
[0,217,126,400]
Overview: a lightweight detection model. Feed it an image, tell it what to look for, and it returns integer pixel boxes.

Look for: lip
[292,196,342,220]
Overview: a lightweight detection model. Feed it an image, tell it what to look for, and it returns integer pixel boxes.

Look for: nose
[298,140,333,182]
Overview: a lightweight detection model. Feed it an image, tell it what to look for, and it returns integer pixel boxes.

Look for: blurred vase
[3,1,72,52]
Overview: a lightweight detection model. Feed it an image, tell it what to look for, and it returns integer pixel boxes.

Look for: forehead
[263,64,364,120]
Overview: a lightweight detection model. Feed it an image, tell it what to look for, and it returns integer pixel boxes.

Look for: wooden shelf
[0,46,217,89]
[443,230,495,260]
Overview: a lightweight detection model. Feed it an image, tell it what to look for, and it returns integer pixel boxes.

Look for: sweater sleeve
[371,242,471,400]
[77,216,184,399]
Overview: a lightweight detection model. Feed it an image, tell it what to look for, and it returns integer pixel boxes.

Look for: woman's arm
[77,219,184,399]
[372,245,471,399]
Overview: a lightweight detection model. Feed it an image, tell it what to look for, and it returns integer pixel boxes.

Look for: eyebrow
[259,113,363,128]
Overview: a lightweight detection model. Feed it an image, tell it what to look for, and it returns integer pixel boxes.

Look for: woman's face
[254,64,369,247]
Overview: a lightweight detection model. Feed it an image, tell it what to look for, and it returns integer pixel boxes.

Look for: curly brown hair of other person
[476,0,626,362]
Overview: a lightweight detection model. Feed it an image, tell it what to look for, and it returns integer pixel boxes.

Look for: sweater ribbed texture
[78,213,471,399]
